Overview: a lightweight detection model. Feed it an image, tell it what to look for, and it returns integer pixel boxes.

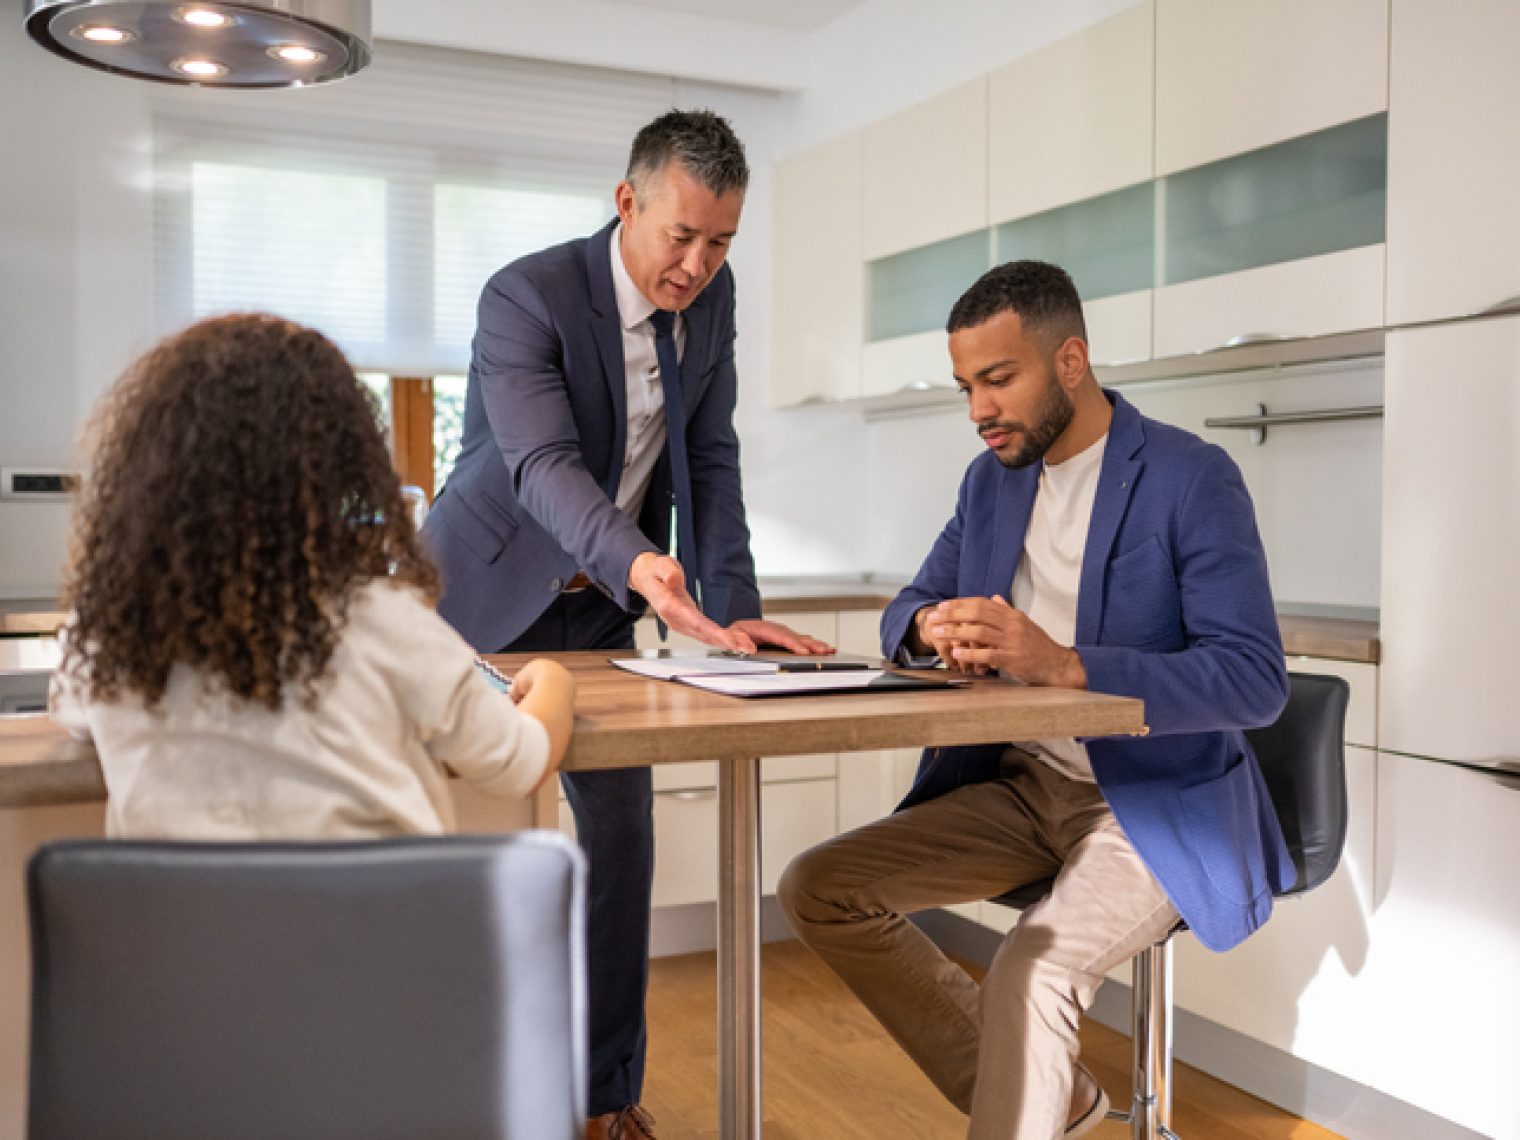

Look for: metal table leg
[717,755,762,1140]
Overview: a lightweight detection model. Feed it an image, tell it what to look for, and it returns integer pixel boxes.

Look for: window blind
[153,41,677,374]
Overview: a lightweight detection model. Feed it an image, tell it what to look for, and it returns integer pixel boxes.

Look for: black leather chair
[989,671,1350,1140]
[26,832,588,1140]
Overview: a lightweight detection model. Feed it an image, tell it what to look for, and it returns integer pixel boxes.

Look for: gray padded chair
[27,832,587,1140]
[990,671,1350,1140]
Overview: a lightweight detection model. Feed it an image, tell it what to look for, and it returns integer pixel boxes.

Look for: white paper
[678,670,888,696]
[613,655,779,681]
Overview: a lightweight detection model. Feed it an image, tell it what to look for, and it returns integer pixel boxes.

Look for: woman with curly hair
[49,313,574,838]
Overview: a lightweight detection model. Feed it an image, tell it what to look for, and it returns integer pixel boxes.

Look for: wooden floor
[643,940,1342,1140]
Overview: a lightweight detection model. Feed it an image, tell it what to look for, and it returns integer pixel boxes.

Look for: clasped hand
[628,552,835,656]
[915,595,1086,688]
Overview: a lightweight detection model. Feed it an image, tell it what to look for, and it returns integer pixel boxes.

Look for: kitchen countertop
[759,577,1380,664]
[0,581,1382,663]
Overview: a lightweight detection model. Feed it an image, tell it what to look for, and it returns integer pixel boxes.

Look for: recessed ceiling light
[172,57,228,78]
[70,24,134,44]
[270,44,325,64]
[175,7,233,28]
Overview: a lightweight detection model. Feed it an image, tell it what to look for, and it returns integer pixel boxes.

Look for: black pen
[772,659,873,673]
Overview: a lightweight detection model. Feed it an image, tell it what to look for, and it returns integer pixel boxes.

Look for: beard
[985,367,1075,469]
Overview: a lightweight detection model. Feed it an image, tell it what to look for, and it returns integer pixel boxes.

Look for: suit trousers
[778,750,1179,1140]
[501,590,649,1117]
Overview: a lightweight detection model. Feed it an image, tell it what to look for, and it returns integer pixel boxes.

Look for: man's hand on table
[629,552,755,653]
[629,554,836,657]
[727,619,834,656]
[917,596,1087,688]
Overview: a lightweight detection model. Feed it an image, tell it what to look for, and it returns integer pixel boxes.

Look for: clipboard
[612,653,965,698]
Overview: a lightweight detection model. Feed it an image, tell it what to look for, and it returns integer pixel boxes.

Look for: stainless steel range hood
[24,0,371,88]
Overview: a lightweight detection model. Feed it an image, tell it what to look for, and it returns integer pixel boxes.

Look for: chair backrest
[27,832,587,1140]
[1245,671,1351,898]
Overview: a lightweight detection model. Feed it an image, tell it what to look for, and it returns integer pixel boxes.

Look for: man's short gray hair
[627,109,749,198]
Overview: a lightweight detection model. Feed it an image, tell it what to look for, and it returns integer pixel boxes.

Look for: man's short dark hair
[947,260,1088,348]
[627,108,749,198]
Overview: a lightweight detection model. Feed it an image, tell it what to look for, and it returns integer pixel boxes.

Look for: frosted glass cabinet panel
[1387,0,1520,325]
[867,229,991,343]
[1161,115,1387,288]
[1155,0,1388,176]
[996,181,1154,302]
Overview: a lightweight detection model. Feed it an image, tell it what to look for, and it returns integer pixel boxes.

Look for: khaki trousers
[777,751,1178,1140]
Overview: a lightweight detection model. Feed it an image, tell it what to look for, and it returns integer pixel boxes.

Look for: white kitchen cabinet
[1367,754,1520,1138]
[559,779,839,910]
[1386,0,1520,326]
[860,330,953,400]
[1154,0,1388,176]
[1174,743,1379,1085]
[1154,247,1385,360]
[861,77,987,262]
[770,133,863,407]
[1152,107,1388,358]
[987,0,1153,225]
[1380,318,1520,764]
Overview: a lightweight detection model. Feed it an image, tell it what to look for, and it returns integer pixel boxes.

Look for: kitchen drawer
[1153,245,1385,360]
[1288,657,1376,749]
[617,779,839,909]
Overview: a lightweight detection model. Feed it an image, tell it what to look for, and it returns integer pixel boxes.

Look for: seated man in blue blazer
[423,110,828,1140]
[779,261,1294,1139]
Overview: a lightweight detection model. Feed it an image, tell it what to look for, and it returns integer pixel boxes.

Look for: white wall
[0,19,157,599]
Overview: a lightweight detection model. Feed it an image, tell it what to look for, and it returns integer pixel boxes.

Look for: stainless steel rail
[1203,403,1384,444]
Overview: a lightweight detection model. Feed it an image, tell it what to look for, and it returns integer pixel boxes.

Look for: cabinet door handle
[1477,295,1520,318]
[1218,332,1291,350]
[1476,765,1520,792]
[898,379,952,393]
[666,789,718,802]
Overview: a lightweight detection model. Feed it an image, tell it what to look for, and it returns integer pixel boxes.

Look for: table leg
[718,755,762,1140]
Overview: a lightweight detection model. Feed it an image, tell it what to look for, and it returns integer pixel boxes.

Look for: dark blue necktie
[648,308,701,609]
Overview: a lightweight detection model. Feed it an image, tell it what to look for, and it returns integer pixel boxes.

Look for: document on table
[611,653,965,697]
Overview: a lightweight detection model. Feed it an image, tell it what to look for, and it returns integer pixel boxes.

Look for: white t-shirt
[49,579,550,839]
[609,220,686,521]
[1007,432,1108,780]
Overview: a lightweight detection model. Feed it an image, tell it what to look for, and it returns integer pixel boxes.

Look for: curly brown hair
[60,313,439,711]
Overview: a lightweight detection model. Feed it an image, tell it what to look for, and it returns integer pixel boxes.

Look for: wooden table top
[0,651,1145,809]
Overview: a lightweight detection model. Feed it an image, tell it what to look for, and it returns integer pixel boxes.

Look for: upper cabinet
[1386,0,1520,325]
[988,2,1155,368]
[1154,0,1389,176]
[988,1,1154,224]
[770,133,863,407]
[1152,114,1388,357]
[861,78,987,262]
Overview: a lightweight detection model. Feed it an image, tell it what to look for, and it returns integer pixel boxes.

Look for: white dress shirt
[1008,432,1108,780]
[609,220,686,520]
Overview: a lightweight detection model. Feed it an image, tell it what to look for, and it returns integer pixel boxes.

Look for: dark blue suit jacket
[424,220,762,652]
[882,391,1295,951]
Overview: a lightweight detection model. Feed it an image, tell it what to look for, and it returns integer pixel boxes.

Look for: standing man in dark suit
[422,110,829,1140]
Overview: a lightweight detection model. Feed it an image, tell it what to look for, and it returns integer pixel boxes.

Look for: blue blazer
[882,391,1295,951]
[423,220,762,652]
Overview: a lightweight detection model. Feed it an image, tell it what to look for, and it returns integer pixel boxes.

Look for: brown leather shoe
[585,1104,658,1140]
[1066,1063,1110,1138]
